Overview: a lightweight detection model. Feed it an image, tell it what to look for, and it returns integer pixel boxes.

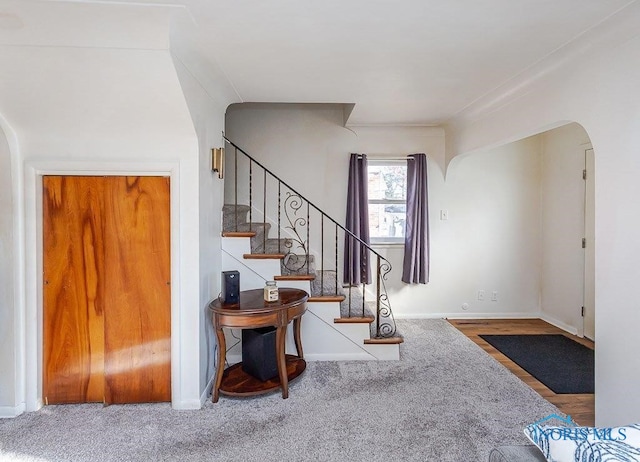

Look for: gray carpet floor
[0,319,558,462]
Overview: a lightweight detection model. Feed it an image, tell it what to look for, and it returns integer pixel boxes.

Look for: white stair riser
[287,313,377,360]
[308,303,371,341]
[276,280,311,291]
[362,343,401,361]
[221,236,251,255]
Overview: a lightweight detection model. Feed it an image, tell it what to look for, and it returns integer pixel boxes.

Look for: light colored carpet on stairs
[0,319,558,462]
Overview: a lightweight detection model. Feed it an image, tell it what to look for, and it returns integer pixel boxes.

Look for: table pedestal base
[219,355,306,397]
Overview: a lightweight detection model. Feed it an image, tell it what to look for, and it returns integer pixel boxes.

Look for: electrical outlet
[477,290,485,301]
[491,291,498,301]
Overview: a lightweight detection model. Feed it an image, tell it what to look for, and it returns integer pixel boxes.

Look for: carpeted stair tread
[309,269,340,296]
[310,270,375,316]
[222,204,250,231]
[280,254,316,275]
[223,221,270,235]
[251,237,289,254]
[223,203,251,213]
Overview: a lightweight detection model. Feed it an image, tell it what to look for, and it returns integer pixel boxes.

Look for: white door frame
[22,160,191,411]
[583,146,596,340]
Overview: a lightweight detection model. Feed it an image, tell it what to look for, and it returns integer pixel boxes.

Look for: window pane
[368,203,406,239]
[368,165,407,201]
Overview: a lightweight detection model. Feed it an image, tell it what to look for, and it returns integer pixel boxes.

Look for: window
[367,160,407,244]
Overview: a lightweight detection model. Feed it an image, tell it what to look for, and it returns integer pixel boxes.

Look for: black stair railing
[223,136,397,339]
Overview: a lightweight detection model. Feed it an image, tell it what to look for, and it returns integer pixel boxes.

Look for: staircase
[220,138,403,361]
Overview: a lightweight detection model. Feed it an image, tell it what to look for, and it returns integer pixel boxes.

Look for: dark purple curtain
[344,153,371,285]
[402,153,429,284]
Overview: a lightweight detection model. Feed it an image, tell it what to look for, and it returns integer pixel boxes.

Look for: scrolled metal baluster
[376,255,381,337]
[281,192,308,272]
[249,159,253,232]
[376,259,396,338]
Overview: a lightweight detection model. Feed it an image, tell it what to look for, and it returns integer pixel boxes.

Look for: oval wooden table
[209,288,308,402]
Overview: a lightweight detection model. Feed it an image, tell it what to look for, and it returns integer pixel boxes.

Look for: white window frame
[367,159,407,245]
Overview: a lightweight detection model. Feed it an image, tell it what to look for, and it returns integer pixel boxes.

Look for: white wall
[225,104,544,319]
[0,124,17,414]
[0,2,204,414]
[388,136,542,318]
[446,3,640,425]
[539,123,592,335]
[226,104,355,221]
[172,53,235,401]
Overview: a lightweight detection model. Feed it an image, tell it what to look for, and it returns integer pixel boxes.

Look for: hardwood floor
[449,318,595,426]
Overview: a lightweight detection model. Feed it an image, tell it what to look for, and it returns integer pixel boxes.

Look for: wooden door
[43,176,106,403]
[43,176,171,404]
[103,177,171,403]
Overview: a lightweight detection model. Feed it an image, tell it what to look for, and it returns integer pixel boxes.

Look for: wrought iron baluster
[234,147,238,231]
[335,224,338,296]
[306,202,310,274]
[249,159,253,232]
[348,236,352,316]
[278,182,281,254]
[361,280,366,318]
[320,215,324,295]
[376,255,381,337]
[263,170,267,252]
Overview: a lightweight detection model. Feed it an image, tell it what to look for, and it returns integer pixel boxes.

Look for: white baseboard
[0,403,26,418]
[394,311,579,336]
[26,399,43,413]
[394,311,541,320]
[171,399,202,411]
[540,313,579,336]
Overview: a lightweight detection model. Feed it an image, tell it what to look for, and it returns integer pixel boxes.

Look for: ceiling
[1,0,637,126]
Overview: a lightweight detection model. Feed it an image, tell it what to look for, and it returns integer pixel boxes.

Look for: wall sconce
[212,148,224,179]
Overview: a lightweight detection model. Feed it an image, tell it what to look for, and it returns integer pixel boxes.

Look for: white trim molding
[394,312,541,320]
[22,159,194,411]
[540,313,579,337]
[0,403,26,419]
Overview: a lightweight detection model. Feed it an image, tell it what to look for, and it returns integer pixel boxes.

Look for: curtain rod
[360,154,416,160]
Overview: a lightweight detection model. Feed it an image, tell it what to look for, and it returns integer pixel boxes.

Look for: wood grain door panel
[43,176,105,403]
[103,177,171,404]
[43,175,171,405]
